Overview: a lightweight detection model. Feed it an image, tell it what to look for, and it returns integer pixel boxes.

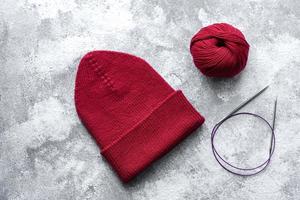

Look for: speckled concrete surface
[0,0,300,199]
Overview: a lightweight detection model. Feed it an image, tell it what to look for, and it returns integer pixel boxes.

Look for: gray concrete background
[1,0,300,199]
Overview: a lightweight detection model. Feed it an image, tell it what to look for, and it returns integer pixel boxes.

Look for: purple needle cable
[211,86,277,176]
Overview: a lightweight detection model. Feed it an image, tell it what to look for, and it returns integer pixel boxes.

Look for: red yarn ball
[190,23,250,77]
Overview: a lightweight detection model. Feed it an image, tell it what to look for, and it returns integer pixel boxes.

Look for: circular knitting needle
[211,85,276,176]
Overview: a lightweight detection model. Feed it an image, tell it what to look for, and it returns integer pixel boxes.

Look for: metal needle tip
[225,85,269,118]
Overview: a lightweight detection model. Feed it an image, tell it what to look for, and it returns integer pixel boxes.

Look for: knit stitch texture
[74,50,205,182]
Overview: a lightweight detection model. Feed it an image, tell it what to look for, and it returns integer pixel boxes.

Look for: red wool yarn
[190,23,250,77]
[75,51,205,182]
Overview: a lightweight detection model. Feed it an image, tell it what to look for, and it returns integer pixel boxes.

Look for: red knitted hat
[74,50,205,182]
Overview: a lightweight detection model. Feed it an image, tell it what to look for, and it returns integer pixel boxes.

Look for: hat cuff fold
[101,90,205,182]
